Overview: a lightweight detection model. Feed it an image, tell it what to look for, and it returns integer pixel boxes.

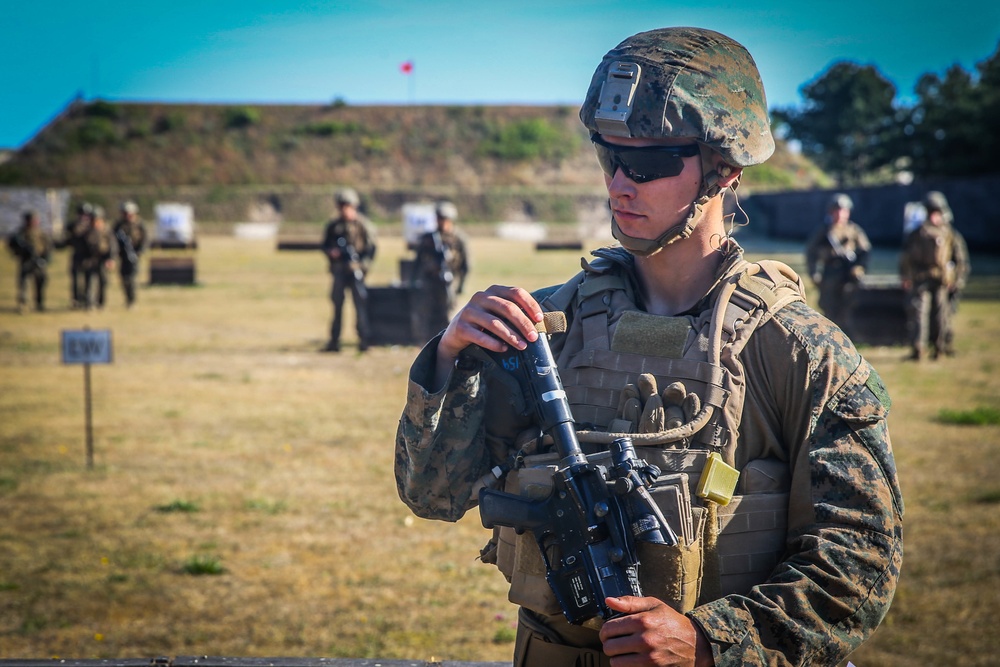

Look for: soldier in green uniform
[321,188,377,352]
[80,206,117,309]
[113,200,148,308]
[411,201,470,340]
[900,190,970,360]
[7,210,54,312]
[395,27,901,667]
[804,193,871,333]
[59,202,93,308]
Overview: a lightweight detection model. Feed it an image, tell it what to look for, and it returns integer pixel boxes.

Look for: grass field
[1,233,999,665]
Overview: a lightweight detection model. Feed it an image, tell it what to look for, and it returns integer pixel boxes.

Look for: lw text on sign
[61,329,113,365]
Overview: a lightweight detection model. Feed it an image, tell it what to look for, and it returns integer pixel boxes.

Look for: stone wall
[0,187,70,236]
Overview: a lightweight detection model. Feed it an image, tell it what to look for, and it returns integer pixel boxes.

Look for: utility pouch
[497,453,564,616]
[638,474,704,612]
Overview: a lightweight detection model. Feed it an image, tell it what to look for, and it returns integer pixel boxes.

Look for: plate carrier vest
[486,247,807,615]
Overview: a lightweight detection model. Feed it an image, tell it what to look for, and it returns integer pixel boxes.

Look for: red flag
[400,60,413,75]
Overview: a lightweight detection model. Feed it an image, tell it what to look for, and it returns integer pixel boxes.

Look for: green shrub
[480,119,576,161]
[224,106,261,129]
[154,112,186,133]
[155,499,200,513]
[181,554,225,576]
[76,117,120,148]
[295,120,362,137]
[84,100,121,119]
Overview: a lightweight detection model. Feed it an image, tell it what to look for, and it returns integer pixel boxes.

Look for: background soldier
[80,206,117,309]
[900,190,970,359]
[321,188,376,352]
[804,192,871,332]
[7,210,54,312]
[411,201,470,339]
[59,202,93,308]
[113,200,148,308]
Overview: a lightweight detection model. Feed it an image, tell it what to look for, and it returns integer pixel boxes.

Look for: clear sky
[2,0,998,149]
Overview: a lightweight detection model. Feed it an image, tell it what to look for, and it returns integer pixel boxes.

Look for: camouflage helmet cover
[923,190,950,213]
[829,193,854,210]
[579,27,775,167]
[923,190,953,224]
[121,200,139,215]
[334,188,360,207]
[436,201,458,220]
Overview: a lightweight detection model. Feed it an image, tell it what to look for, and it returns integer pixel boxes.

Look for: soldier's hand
[433,285,543,389]
[600,596,714,667]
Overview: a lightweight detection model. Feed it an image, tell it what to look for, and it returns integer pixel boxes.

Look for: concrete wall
[746,176,1000,250]
[0,187,70,236]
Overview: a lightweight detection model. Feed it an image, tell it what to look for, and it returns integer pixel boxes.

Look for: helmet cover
[580,27,774,167]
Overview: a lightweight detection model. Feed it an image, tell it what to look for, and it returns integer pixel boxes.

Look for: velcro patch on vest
[611,310,690,358]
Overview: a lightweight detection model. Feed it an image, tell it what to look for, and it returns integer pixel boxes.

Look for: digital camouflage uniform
[899,218,969,359]
[321,210,376,350]
[396,27,902,667]
[7,216,54,311]
[60,207,92,308]
[113,207,148,307]
[80,216,117,309]
[805,218,871,332]
[396,243,903,667]
[412,227,469,340]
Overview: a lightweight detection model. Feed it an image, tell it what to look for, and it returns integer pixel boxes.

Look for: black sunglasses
[590,133,700,183]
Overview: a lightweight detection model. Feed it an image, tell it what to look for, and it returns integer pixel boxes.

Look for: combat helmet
[580,27,774,255]
[436,201,458,221]
[120,200,139,215]
[334,188,360,208]
[829,193,854,210]
[923,191,953,224]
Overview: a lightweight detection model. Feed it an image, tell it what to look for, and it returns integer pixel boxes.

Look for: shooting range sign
[61,328,113,469]
[61,329,113,364]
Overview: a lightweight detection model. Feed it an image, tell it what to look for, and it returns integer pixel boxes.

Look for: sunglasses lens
[591,139,697,183]
[622,152,686,181]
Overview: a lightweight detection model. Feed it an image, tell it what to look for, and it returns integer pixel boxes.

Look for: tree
[773,62,900,186]
[902,41,1000,178]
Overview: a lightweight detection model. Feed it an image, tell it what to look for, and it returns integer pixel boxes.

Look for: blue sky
[2,0,998,149]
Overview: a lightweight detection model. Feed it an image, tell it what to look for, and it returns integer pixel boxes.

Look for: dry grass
[1,234,999,665]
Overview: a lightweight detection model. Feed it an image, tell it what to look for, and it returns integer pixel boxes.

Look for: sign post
[61,328,113,469]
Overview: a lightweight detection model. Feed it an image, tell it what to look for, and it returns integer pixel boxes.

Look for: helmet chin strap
[611,150,731,257]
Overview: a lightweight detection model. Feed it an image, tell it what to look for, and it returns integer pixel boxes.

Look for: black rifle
[477,315,676,626]
[336,236,368,299]
[115,227,139,269]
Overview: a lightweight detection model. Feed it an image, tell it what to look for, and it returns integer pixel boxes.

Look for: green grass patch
[937,406,1000,425]
[155,499,200,513]
[244,498,288,514]
[971,488,1000,504]
[181,554,225,576]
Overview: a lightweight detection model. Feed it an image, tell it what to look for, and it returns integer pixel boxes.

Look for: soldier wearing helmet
[321,187,376,352]
[396,27,901,667]
[113,200,148,308]
[58,202,94,308]
[804,193,872,333]
[79,206,117,309]
[411,201,470,336]
[7,209,54,312]
[899,190,970,360]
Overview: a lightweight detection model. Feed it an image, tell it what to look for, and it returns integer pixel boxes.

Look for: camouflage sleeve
[394,335,494,522]
[689,302,904,666]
